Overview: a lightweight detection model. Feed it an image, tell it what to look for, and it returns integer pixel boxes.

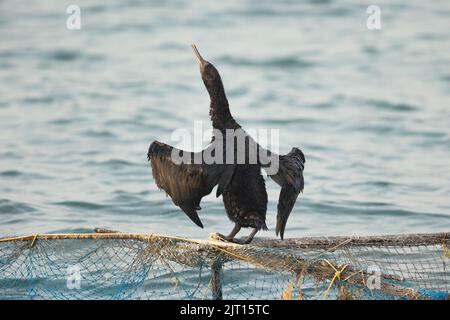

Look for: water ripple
[43,50,105,63]
[219,55,315,69]
[52,201,105,211]
[365,99,418,112]
[0,199,36,214]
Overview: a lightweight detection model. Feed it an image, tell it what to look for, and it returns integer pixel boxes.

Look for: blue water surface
[0,0,449,239]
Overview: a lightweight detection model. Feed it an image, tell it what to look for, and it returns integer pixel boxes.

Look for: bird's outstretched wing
[147,141,234,228]
[264,147,305,240]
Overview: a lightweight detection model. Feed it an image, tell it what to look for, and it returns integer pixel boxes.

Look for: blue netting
[0,233,448,300]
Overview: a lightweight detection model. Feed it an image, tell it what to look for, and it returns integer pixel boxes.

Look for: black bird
[147,45,305,244]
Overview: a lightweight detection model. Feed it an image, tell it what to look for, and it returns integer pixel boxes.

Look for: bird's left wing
[147,141,233,228]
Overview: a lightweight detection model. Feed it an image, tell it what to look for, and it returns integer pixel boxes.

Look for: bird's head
[191,44,222,88]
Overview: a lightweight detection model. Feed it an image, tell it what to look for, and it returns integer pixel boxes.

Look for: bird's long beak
[191,44,206,66]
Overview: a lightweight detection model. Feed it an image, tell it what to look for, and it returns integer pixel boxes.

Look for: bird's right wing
[260,147,305,240]
[147,141,234,228]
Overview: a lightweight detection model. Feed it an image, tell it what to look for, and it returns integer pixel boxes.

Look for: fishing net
[0,231,448,300]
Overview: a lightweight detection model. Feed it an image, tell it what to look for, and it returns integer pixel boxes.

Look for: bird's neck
[206,79,233,129]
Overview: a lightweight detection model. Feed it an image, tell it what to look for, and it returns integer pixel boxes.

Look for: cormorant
[147,45,305,244]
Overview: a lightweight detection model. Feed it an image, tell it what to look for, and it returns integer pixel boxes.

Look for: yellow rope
[442,236,450,260]
[0,232,240,249]
[30,234,39,248]
[296,270,305,300]
[210,245,267,269]
[322,259,348,300]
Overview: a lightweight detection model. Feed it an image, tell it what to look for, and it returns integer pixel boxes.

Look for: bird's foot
[232,236,253,245]
[232,228,258,245]
[215,233,235,242]
[211,233,254,245]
